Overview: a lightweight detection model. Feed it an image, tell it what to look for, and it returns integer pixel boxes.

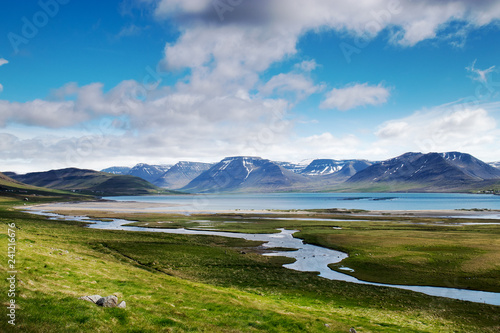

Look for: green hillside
[11,168,180,196]
[0,172,90,201]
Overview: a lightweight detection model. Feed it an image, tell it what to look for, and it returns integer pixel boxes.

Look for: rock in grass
[79,295,126,308]
[96,295,119,307]
[78,295,102,304]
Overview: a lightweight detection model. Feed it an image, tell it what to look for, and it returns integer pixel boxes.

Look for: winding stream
[26,209,500,306]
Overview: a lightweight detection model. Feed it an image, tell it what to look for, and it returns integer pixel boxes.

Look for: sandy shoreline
[18,200,500,218]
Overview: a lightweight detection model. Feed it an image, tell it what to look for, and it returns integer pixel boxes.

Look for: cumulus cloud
[260,73,321,101]
[149,0,500,46]
[155,0,500,104]
[375,106,499,158]
[320,83,390,111]
[142,0,500,161]
[0,78,294,170]
[3,1,500,170]
[163,25,299,91]
[294,60,318,72]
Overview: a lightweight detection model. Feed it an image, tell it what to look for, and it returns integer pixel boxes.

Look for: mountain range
[154,161,213,189]
[182,156,311,193]
[102,164,172,183]
[345,152,500,192]
[179,152,500,193]
[102,162,213,189]
[4,151,500,195]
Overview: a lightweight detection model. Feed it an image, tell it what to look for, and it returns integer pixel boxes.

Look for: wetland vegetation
[1,197,499,332]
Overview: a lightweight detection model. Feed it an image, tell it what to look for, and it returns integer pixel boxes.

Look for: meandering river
[25,209,500,306]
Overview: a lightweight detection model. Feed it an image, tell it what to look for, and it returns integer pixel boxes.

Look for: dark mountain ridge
[11,168,173,196]
[182,156,311,193]
[8,151,499,195]
[346,152,500,191]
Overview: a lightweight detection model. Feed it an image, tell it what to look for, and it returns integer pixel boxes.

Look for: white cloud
[320,83,390,111]
[374,106,499,159]
[154,0,209,17]
[0,78,295,171]
[149,0,500,46]
[376,121,410,138]
[3,1,500,171]
[0,58,7,94]
[163,25,299,91]
[141,0,500,162]
[294,60,318,72]
[260,73,321,101]
[117,24,148,38]
[466,60,496,83]
[154,0,500,106]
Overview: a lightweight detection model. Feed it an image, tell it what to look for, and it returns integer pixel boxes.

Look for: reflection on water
[25,209,500,306]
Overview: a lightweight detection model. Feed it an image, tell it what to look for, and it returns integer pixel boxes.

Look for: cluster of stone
[78,295,126,308]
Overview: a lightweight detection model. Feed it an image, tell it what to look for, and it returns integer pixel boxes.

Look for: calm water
[24,209,500,306]
[104,193,500,212]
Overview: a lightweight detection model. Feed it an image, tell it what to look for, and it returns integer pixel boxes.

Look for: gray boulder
[96,295,119,307]
[78,295,102,304]
[79,294,127,308]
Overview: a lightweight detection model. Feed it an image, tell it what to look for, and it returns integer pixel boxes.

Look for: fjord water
[25,210,500,306]
[104,193,500,212]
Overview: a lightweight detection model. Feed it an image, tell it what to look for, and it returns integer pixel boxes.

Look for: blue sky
[1,0,500,172]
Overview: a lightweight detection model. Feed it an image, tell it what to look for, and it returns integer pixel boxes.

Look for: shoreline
[19,200,500,219]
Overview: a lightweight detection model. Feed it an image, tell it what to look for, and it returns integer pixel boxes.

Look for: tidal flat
[2,197,500,332]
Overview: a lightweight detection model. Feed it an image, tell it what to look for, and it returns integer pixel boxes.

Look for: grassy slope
[0,172,94,202]
[2,201,499,332]
[11,169,179,196]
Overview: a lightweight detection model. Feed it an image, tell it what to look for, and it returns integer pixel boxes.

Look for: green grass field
[1,197,499,332]
[67,209,500,293]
